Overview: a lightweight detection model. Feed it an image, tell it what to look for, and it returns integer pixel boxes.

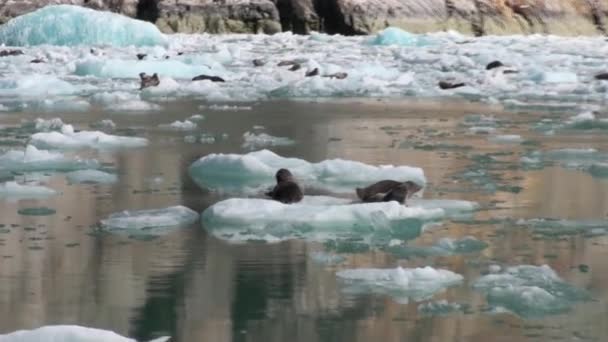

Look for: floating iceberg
[0,5,167,47]
[100,205,199,235]
[242,131,295,150]
[336,266,463,303]
[408,199,478,217]
[66,169,118,184]
[31,124,148,150]
[369,27,431,46]
[473,265,590,318]
[201,196,443,243]
[189,149,426,194]
[0,181,57,199]
[0,145,99,172]
[0,325,170,342]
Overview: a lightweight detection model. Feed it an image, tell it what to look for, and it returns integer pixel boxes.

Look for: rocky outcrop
[0,0,607,36]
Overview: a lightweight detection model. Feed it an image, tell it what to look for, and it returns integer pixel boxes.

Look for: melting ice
[99,206,199,236]
[0,325,170,342]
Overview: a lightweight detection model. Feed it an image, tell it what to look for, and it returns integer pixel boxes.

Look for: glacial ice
[201,196,443,243]
[241,131,295,150]
[388,236,487,258]
[336,266,463,303]
[31,124,148,150]
[0,325,170,342]
[0,145,99,172]
[473,264,590,318]
[66,169,118,184]
[0,5,167,47]
[75,59,213,79]
[99,206,199,235]
[0,75,76,97]
[0,181,57,199]
[488,134,523,144]
[188,149,426,194]
[34,117,65,131]
[369,27,431,46]
[90,92,160,112]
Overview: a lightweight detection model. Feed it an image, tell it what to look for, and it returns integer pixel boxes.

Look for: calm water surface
[0,99,607,341]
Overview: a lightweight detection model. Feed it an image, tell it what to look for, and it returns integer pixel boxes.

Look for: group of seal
[438,60,519,90]
[264,168,422,206]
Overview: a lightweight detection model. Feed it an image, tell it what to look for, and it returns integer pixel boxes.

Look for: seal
[486,61,504,70]
[136,53,147,60]
[595,72,608,80]
[289,64,302,71]
[253,59,266,67]
[192,74,225,82]
[356,180,422,205]
[139,73,160,90]
[0,50,23,57]
[265,168,304,204]
[323,72,348,80]
[438,81,465,90]
[306,68,319,77]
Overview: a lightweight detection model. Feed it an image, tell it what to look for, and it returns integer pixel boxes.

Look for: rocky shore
[0,0,607,36]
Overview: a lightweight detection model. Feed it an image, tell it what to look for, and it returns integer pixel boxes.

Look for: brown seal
[253,59,266,67]
[356,180,422,205]
[139,73,160,90]
[265,168,304,204]
[306,68,319,77]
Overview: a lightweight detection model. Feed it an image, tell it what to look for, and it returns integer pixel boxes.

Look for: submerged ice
[473,265,590,318]
[0,5,167,47]
[100,206,198,235]
[336,266,463,304]
[189,149,425,194]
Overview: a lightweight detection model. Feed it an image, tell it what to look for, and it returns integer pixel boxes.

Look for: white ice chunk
[0,5,167,47]
[31,124,147,149]
[336,266,463,303]
[241,131,295,150]
[189,149,426,194]
[66,169,118,184]
[100,205,198,234]
[34,117,65,131]
[0,181,57,199]
[488,134,523,144]
[0,145,98,172]
[0,325,170,342]
[160,120,198,131]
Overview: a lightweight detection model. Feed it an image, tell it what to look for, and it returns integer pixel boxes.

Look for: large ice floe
[0,145,98,172]
[201,196,444,244]
[336,266,463,304]
[189,150,425,194]
[0,325,170,342]
[473,265,591,318]
[0,181,57,199]
[0,5,167,47]
[99,206,199,236]
[30,124,148,150]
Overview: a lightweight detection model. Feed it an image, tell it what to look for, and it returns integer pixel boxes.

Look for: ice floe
[160,120,198,131]
[241,131,295,150]
[99,205,198,235]
[0,181,57,199]
[473,265,590,318]
[336,266,463,303]
[31,124,148,149]
[0,325,170,342]
[0,5,167,47]
[0,145,98,172]
[387,236,488,258]
[66,169,118,184]
[201,196,443,244]
[418,300,468,316]
[189,149,426,194]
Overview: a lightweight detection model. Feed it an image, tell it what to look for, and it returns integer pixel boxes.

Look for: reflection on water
[0,99,607,341]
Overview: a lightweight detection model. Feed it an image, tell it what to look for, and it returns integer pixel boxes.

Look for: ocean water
[0,98,605,341]
[0,8,607,341]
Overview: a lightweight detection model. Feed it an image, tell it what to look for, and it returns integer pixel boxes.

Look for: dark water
[0,99,607,341]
